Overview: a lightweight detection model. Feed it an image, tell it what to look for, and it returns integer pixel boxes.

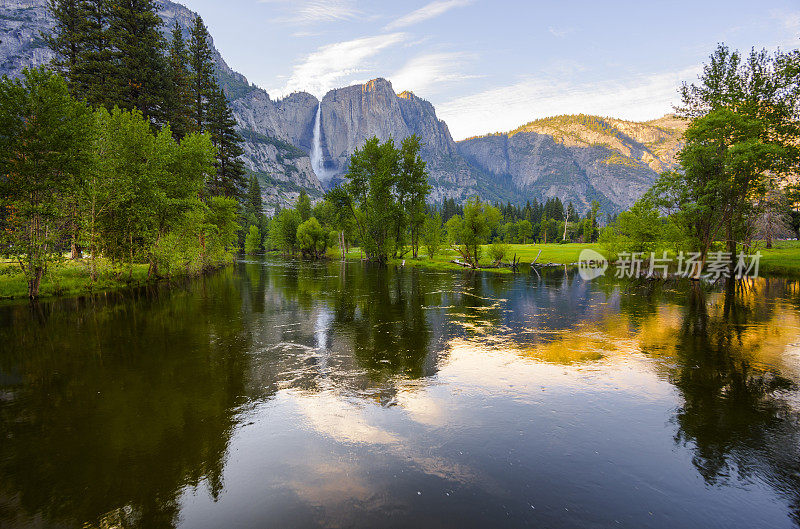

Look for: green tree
[423,213,443,259]
[47,0,114,107]
[165,22,193,140]
[93,107,167,273]
[244,225,261,254]
[206,86,245,197]
[488,240,508,265]
[46,0,86,94]
[0,68,92,298]
[516,219,533,244]
[398,135,430,258]
[202,195,239,266]
[449,196,501,268]
[107,0,168,123]
[268,208,301,255]
[652,45,800,270]
[79,0,115,108]
[188,15,215,131]
[296,189,311,222]
[296,217,330,259]
[327,135,430,263]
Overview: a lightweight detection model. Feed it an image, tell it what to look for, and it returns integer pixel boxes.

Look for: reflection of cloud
[438,336,673,400]
[385,0,472,30]
[269,33,406,98]
[294,390,398,445]
[396,385,446,426]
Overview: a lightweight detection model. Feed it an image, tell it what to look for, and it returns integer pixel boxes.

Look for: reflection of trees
[341,265,432,379]
[664,280,800,524]
[0,270,250,529]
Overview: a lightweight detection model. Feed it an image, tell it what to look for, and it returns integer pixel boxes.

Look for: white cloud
[547,26,573,38]
[437,66,701,140]
[260,0,362,24]
[385,0,472,31]
[389,52,479,95]
[269,33,406,98]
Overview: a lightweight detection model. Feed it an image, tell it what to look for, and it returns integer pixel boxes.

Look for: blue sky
[176,0,800,140]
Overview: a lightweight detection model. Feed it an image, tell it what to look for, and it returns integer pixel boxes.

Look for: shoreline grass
[337,241,800,277]
[4,240,799,303]
[0,258,152,301]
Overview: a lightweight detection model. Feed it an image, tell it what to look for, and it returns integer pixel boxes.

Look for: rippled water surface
[2,258,800,528]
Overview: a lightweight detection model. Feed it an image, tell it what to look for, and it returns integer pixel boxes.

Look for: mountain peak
[361,78,393,92]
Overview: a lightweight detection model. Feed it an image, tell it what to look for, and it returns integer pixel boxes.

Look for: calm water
[2,259,800,528]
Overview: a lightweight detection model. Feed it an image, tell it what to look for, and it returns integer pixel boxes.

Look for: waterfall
[310,102,328,181]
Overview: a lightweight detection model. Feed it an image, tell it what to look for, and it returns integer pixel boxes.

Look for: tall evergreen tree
[165,22,193,140]
[244,175,263,218]
[107,0,168,123]
[46,0,86,94]
[207,86,245,197]
[188,16,215,132]
[79,0,114,108]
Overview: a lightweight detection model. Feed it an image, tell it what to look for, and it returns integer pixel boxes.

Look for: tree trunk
[28,266,43,299]
[727,218,737,276]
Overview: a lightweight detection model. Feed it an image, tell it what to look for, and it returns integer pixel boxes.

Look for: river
[1,258,799,528]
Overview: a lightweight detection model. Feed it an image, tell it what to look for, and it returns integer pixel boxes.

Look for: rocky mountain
[0,0,686,213]
[457,115,686,212]
[0,0,323,209]
[316,79,489,202]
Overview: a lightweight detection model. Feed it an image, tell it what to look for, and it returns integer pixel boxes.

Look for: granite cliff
[457,115,686,212]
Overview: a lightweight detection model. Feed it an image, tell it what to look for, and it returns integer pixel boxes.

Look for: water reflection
[0,270,249,528]
[1,260,800,528]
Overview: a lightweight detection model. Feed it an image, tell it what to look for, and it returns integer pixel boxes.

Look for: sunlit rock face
[457,115,686,212]
[317,78,479,201]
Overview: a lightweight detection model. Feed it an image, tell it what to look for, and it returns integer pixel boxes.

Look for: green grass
[7,240,797,302]
[338,241,800,277]
[758,240,800,277]
[0,258,151,301]
[337,243,602,273]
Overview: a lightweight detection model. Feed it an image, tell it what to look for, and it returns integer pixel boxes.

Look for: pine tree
[46,0,86,94]
[207,86,246,197]
[107,0,168,123]
[244,175,263,218]
[188,16,215,132]
[165,22,193,140]
[80,0,115,108]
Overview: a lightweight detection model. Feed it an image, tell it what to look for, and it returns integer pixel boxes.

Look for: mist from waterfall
[310,102,328,182]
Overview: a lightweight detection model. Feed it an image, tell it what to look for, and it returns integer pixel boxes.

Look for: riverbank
[0,257,236,301]
[340,241,800,277]
[0,258,152,301]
